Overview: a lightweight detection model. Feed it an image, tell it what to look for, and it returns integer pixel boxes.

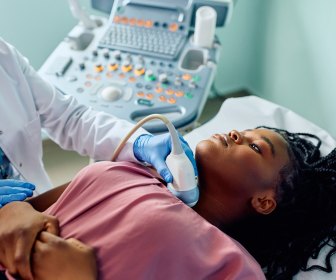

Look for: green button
[117,6,125,14]
[145,75,156,82]
[192,75,201,82]
[137,98,153,107]
[185,92,193,99]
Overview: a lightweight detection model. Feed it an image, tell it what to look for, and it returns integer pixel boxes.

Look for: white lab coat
[0,38,147,194]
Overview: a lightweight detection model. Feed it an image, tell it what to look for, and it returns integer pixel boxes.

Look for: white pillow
[184,95,336,279]
[185,95,335,155]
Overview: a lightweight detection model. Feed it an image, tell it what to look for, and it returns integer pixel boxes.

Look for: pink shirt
[43,161,265,279]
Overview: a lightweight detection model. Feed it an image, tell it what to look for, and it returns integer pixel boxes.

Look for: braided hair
[225,127,336,279]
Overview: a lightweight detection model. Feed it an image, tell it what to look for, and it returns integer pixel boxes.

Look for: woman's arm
[0,180,68,278]
[26,182,69,211]
[0,202,59,280]
[32,232,97,280]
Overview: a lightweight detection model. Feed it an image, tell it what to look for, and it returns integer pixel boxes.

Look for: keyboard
[99,24,186,60]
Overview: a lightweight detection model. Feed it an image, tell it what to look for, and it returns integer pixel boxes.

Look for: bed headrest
[185,95,336,155]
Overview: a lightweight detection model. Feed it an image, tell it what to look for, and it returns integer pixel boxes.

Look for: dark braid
[225,126,336,279]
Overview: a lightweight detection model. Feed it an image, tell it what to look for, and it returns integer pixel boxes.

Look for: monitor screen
[91,0,114,14]
[91,0,191,14]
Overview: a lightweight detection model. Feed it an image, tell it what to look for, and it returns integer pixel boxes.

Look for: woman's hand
[0,202,59,280]
[32,231,97,280]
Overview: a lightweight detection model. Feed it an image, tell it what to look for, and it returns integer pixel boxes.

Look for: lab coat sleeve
[11,44,148,162]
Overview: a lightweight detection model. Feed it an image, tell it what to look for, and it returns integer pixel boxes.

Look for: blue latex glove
[0,179,35,208]
[133,133,198,183]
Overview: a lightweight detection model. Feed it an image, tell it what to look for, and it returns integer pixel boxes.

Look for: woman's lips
[211,133,228,146]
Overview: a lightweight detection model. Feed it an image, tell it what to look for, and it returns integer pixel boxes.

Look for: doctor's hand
[0,179,35,208]
[33,232,97,280]
[0,201,59,280]
[133,133,197,183]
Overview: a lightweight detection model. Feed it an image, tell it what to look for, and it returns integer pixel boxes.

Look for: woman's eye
[249,143,261,154]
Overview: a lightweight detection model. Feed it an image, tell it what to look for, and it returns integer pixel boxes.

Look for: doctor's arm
[12,43,197,184]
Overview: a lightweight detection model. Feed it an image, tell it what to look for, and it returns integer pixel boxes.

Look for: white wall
[0,0,98,69]
[214,0,266,93]
[215,0,336,136]
[254,0,336,136]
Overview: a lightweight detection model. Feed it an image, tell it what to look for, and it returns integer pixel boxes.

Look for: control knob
[113,50,122,60]
[159,73,168,84]
[102,48,110,59]
[145,69,156,81]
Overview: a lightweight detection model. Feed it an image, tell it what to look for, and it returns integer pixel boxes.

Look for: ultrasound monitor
[91,0,114,14]
[39,0,230,133]
[91,0,230,28]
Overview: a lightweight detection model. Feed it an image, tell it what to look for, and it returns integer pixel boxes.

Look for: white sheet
[184,95,336,279]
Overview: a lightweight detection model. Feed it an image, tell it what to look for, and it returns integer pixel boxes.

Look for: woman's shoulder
[77,161,162,183]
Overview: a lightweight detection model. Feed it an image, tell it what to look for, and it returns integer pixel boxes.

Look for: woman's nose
[228,130,243,144]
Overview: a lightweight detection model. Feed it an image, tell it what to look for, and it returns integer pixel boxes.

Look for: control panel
[38,0,231,133]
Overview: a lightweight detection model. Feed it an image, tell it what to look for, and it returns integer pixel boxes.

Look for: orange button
[144,20,153,28]
[169,23,179,32]
[119,73,126,79]
[134,68,145,76]
[128,76,136,83]
[94,75,102,81]
[137,91,145,97]
[146,93,154,100]
[182,73,192,81]
[159,95,167,102]
[175,91,184,97]
[113,16,121,23]
[137,19,144,27]
[94,64,104,73]
[120,17,129,25]
[122,64,133,73]
[167,97,176,104]
[108,63,119,71]
[155,87,163,93]
[129,18,136,25]
[166,89,174,95]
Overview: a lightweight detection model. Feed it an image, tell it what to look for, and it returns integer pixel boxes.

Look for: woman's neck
[193,189,251,228]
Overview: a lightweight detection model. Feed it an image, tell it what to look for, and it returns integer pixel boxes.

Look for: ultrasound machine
[39,0,233,133]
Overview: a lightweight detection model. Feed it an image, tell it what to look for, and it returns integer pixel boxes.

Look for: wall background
[1,0,335,136]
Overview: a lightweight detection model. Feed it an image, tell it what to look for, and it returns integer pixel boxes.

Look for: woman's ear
[251,190,277,215]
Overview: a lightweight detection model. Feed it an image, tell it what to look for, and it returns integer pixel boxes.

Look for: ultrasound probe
[112,114,199,207]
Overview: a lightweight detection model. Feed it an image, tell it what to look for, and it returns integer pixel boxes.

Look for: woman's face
[195,128,290,204]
